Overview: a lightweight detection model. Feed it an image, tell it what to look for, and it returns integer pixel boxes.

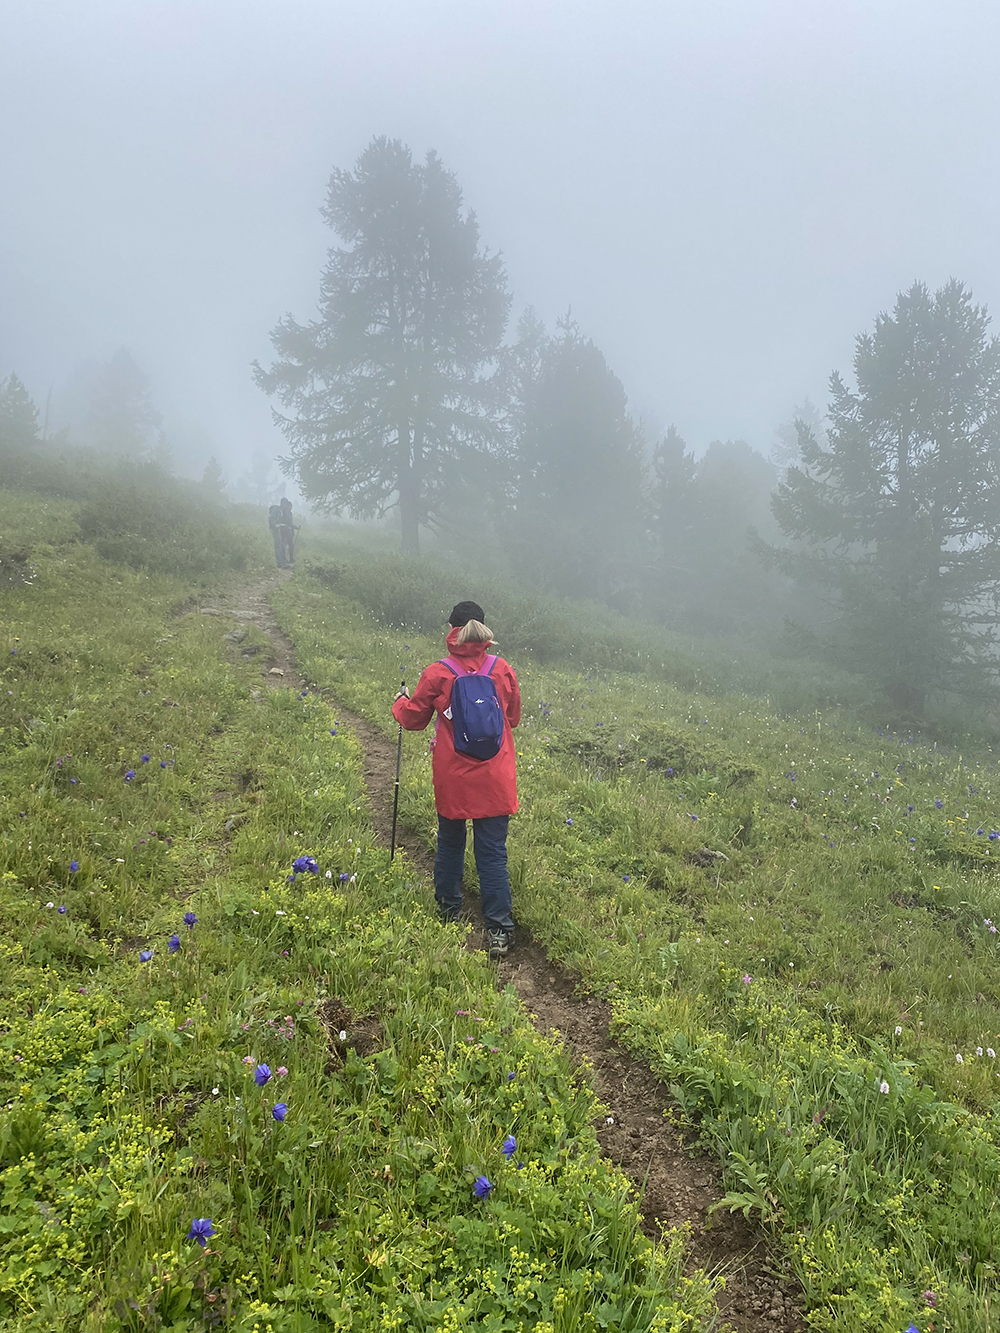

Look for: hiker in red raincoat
[392,600,521,957]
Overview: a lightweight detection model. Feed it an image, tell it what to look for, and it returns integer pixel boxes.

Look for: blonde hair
[456,618,495,645]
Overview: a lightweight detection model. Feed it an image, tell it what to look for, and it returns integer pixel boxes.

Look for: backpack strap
[440,655,496,676]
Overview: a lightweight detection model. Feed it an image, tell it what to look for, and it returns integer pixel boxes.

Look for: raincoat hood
[445,626,492,669]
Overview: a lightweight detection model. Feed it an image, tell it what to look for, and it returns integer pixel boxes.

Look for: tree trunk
[398,419,420,555]
[400,492,420,555]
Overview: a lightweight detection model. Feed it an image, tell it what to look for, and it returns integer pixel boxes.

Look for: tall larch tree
[771,279,1000,708]
[254,138,510,554]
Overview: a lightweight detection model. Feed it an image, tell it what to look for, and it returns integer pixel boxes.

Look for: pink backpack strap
[440,655,496,676]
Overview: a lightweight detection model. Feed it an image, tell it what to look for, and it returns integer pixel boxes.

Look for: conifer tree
[651,425,698,565]
[510,318,646,605]
[200,457,226,498]
[771,280,1000,707]
[88,348,161,456]
[255,138,510,554]
[0,374,40,453]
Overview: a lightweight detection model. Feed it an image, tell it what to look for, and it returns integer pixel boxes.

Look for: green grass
[275,560,1000,1333]
[0,493,717,1332]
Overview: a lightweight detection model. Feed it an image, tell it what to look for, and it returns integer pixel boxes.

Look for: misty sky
[3,0,1000,477]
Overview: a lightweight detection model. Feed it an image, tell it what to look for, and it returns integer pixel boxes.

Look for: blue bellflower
[139,949,153,962]
[186,1217,216,1247]
[124,770,135,782]
[272,1102,288,1121]
[254,1063,272,1086]
[501,1135,517,1159]
[184,912,197,929]
[168,934,181,953]
[292,855,319,875]
[472,1175,493,1199]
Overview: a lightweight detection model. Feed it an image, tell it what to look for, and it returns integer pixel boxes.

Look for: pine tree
[88,348,161,456]
[651,426,698,560]
[771,280,1000,708]
[0,374,41,453]
[254,138,510,555]
[772,398,825,470]
[200,457,226,498]
[511,318,646,605]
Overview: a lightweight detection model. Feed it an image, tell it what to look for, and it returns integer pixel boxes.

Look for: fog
[4,0,1000,476]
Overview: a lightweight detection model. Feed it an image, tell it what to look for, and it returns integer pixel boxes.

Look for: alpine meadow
[7,10,1000,1333]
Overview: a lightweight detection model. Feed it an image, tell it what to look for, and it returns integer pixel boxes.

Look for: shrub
[76,468,265,579]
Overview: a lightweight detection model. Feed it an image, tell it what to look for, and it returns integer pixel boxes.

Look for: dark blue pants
[434,814,514,931]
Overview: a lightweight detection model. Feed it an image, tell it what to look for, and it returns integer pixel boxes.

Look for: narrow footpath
[216,572,806,1333]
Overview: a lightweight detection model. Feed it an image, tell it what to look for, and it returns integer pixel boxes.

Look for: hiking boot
[438,906,464,926]
[486,928,513,959]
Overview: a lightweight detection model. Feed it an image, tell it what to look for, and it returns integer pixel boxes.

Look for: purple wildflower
[183,911,197,929]
[254,1063,272,1086]
[472,1176,493,1199]
[124,770,135,782]
[501,1135,517,1159]
[139,949,153,962]
[271,1102,288,1121]
[69,860,79,872]
[186,1218,216,1248]
[168,934,181,953]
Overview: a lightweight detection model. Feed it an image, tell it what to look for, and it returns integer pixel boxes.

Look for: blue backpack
[440,654,505,761]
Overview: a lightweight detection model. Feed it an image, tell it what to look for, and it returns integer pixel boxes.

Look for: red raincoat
[391,628,521,820]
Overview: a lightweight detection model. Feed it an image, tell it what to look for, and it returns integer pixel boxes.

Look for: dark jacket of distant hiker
[268,505,285,567]
[392,627,521,820]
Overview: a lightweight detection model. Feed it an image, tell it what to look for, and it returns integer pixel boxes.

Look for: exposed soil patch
[223,573,806,1333]
[0,548,34,590]
[316,997,386,1072]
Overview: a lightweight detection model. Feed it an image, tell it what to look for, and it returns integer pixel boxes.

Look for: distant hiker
[392,600,521,958]
[277,497,297,567]
[268,504,287,568]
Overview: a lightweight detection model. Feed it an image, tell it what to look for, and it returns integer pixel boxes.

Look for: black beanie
[449,600,485,627]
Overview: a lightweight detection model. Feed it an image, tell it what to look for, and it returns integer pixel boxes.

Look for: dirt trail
[210,573,805,1333]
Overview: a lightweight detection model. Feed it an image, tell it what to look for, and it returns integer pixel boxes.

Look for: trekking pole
[390,678,404,863]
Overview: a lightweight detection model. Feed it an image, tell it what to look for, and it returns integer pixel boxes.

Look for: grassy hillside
[276,553,1000,1333]
[0,492,717,1332]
